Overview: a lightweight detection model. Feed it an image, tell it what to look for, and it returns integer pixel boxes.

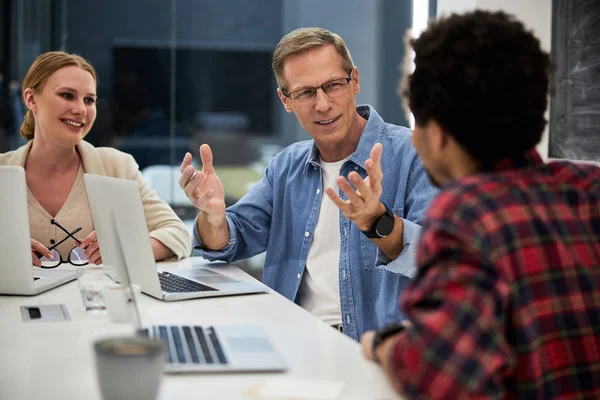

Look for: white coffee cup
[102,283,141,323]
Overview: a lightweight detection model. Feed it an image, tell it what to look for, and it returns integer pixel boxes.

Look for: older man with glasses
[179,27,437,340]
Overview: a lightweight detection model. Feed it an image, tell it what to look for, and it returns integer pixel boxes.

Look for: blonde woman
[0,51,191,267]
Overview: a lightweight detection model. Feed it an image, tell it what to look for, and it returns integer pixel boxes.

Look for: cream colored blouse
[0,140,192,262]
[27,165,94,261]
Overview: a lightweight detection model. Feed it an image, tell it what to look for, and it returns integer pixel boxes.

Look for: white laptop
[96,180,287,373]
[0,166,76,295]
[83,173,268,301]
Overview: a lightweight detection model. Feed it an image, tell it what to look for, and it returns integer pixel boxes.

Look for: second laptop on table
[84,173,267,302]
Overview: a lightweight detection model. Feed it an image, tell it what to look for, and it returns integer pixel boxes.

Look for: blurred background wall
[0,0,424,277]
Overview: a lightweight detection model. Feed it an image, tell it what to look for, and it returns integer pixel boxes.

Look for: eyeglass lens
[39,247,89,267]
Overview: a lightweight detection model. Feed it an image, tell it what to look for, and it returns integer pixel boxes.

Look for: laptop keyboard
[158,271,218,293]
[141,325,228,365]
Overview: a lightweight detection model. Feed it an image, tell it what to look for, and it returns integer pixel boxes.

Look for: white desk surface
[0,257,402,400]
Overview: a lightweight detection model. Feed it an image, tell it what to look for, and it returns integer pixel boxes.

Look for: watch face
[375,214,394,237]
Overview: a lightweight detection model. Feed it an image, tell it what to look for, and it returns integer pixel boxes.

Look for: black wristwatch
[361,204,394,239]
[372,322,405,364]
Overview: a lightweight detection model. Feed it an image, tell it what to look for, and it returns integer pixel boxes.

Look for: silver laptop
[83,173,267,301]
[140,323,287,373]
[98,182,287,373]
[0,166,76,295]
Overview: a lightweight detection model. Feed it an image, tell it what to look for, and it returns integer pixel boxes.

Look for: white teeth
[318,118,336,125]
[63,119,83,127]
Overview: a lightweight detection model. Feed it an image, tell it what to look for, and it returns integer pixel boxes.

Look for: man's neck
[318,112,367,162]
[447,149,481,182]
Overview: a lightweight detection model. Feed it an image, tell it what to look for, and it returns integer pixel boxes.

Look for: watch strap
[361,203,394,239]
[372,322,405,364]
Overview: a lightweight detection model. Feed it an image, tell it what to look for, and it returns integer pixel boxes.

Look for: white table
[0,257,402,400]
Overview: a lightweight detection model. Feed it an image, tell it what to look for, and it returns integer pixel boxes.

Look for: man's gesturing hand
[179,144,226,223]
[325,143,386,231]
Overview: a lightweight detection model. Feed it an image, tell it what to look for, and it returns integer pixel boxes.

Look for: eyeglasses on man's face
[38,219,89,268]
[282,72,354,105]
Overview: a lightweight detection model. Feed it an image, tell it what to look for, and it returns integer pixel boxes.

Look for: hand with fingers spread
[325,143,387,231]
[79,231,102,265]
[179,144,229,250]
[179,144,226,223]
[31,239,54,267]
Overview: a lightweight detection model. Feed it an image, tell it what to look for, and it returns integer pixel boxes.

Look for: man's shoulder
[270,139,313,166]
[425,175,501,224]
[359,104,413,143]
[548,160,600,190]
[423,164,592,226]
[380,121,413,140]
[282,139,314,153]
[377,120,416,157]
[359,105,412,139]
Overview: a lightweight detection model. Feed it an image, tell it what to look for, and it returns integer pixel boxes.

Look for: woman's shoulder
[0,149,19,165]
[0,143,30,166]
[79,141,138,178]
[95,146,135,164]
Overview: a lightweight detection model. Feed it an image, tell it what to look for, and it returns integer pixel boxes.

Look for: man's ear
[352,66,360,95]
[428,120,449,154]
[277,88,293,114]
[23,88,37,113]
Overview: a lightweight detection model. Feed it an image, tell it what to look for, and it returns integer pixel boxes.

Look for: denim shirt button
[313,166,318,170]
[316,188,320,194]
[354,165,359,171]
[304,231,310,238]
[297,273,301,279]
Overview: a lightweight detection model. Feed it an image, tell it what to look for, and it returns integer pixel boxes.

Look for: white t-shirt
[298,158,345,326]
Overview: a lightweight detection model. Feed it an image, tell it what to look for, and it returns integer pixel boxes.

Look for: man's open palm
[179,144,226,220]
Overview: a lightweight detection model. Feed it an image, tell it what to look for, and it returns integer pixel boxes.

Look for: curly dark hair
[402,10,551,165]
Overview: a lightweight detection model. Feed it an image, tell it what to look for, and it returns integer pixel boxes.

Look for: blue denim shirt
[194,105,438,340]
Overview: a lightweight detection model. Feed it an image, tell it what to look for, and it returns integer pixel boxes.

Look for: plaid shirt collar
[489,148,544,172]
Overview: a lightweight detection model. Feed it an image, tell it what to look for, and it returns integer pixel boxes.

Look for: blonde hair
[272,27,354,91]
[20,51,97,140]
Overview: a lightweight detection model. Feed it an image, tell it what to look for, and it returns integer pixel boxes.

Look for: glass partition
[2,0,415,277]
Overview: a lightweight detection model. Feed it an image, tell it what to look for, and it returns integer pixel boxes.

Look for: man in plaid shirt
[360,10,600,399]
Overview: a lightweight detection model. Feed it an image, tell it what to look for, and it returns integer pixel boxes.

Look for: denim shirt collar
[305,104,383,171]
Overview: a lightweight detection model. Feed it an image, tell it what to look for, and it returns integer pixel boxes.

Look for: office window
[2,0,415,276]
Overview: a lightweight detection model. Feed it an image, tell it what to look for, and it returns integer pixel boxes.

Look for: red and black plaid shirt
[389,150,600,399]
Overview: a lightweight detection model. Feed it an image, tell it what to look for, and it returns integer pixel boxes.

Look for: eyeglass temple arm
[49,220,84,248]
[46,230,81,251]
[51,220,83,241]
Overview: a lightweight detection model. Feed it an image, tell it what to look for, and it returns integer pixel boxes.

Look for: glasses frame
[38,219,89,269]
[282,72,354,104]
